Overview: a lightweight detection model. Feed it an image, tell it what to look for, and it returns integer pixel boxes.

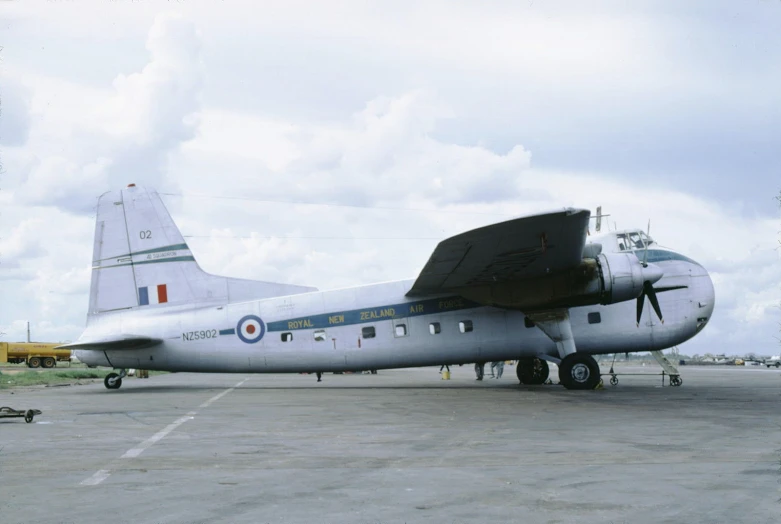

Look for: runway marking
[80,469,111,486]
[200,378,248,408]
[80,377,249,486]
[121,412,197,458]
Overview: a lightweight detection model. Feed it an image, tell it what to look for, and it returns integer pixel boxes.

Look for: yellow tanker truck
[0,342,71,368]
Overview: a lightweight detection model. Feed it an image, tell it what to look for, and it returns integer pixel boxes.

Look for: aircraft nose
[692,259,715,332]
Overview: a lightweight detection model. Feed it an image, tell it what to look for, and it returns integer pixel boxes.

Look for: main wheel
[558,354,601,390]
[516,357,550,385]
[104,373,122,390]
[28,357,41,368]
[42,357,56,368]
[25,410,35,423]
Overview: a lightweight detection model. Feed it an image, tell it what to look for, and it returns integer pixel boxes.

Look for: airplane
[61,184,715,391]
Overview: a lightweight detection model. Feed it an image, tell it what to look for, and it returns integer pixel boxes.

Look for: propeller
[637,220,664,327]
[636,280,663,326]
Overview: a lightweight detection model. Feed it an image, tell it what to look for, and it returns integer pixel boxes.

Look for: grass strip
[0,369,166,389]
[0,369,112,388]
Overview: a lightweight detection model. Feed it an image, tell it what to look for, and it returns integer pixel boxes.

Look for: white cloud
[10,12,203,213]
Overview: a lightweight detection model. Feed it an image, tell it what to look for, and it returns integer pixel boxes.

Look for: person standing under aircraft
[316,372,322,382]
[474,362,485,381]
[494,361,504,379]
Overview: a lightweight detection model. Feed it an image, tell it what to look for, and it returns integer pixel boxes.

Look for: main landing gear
[516,357,549,385]
[558,353,601,390]
[104,369,128,390]
[515,354,602,389]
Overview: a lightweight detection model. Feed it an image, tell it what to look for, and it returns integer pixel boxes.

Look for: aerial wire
[160,192,512,217]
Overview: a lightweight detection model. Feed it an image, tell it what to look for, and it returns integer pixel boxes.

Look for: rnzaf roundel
[237,315,265,344]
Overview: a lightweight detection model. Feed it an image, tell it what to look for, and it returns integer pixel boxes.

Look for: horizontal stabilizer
[56,335,163,351]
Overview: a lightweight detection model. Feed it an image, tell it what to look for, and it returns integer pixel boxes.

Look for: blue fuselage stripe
[266,296,481,332]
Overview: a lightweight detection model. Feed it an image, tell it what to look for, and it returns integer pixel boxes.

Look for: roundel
[237,315,265,344]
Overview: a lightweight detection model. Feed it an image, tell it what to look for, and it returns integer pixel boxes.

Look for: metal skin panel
[73,186,716,374]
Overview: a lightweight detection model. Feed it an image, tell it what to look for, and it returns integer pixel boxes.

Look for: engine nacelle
[596,253,663,305]
[456,251,664,311]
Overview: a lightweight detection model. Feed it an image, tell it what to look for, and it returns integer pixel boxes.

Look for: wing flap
[56,335,163,351]
[407,208,591,297]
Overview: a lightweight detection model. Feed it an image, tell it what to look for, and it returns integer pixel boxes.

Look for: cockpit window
[628,232,644,249]
[616,231,654,252]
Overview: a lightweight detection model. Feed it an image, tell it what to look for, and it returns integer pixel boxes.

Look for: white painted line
[80,469,111,486]
[121,412,196,458]
[81,377,248,486]
[199,378,248,408]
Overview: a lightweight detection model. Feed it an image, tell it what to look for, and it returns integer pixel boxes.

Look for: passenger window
[429,322,441,335]
[314,330,327,342]
[281,332,293,342]
[395,324,408,337]
[524,317,535,329]
[362,326,376,339]
[587,312,601,324]
[459,320,473,333]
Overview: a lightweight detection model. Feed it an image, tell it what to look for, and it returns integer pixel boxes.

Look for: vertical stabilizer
[88,185,316,319]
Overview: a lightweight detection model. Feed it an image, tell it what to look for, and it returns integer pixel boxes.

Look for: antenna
[590,206,611,233]
[596,206,602,233]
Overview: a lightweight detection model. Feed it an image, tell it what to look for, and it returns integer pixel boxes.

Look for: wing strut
[526,309,577,359]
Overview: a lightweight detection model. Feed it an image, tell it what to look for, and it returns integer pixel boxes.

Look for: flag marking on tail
[138,284,169,306]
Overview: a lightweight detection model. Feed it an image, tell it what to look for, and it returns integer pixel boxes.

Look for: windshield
[616,231,654,251]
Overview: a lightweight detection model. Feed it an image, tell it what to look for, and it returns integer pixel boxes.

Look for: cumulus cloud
[180,90,534,209]
[13,12,203,213]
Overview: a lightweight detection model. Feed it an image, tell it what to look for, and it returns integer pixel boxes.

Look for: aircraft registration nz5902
[62,185,715,390]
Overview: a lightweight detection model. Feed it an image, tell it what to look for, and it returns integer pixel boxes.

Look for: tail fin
[88,184,317,317]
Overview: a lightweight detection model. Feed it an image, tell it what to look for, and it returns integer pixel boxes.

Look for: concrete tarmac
[1,364,780,524]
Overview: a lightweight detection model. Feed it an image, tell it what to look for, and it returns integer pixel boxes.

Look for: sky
[1,0,780,357]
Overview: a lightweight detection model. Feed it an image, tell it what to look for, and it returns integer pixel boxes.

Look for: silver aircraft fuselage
[75,248,714,373]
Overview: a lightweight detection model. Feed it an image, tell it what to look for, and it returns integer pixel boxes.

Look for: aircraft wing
[406,208,591,297]
[56,335,163,351]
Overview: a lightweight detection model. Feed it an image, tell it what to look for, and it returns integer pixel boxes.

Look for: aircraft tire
[104,373,122,390]
[516,357,549,385]
[558,353,601,390]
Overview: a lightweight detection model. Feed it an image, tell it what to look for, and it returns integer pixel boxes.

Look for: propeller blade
[645,281,664,324]
[636,292,645,327]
